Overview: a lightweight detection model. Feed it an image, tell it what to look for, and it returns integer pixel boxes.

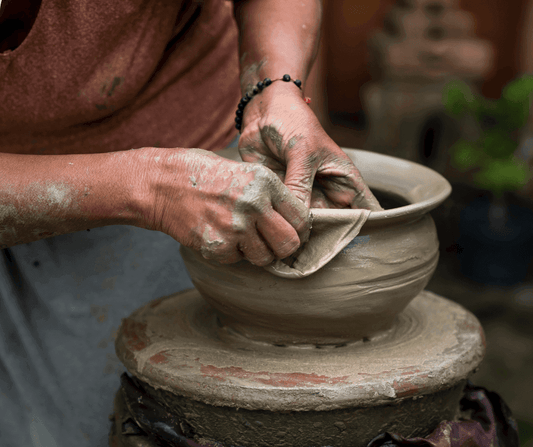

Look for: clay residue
[114,289,485,415]
[260,124,285,157]
[114,376,465,447]
[199,364,350,387]
[120,318,149,353]
[231,164,279,231]
[200,226,225,259]
[240,58,268,96]
[42,183,74,208]
[0,181,80,247]
[0,204,20,247]
[288,135,302,149]
[176,149,309,263]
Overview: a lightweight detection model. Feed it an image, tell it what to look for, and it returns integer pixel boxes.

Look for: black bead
[245,93,252,99]
[235,116,242,123]
[238,102,245,110]
[282,74,291,82]
[257,81,264,90]
[241,96,249,103]
[235,123,241,130]
[236,109,243,117]
[264,78,272,86]
[294,79,302,88]
[252,87,259,95]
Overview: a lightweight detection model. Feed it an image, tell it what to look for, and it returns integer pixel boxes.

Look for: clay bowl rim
[216,147,452,226]
[348,149,452,225]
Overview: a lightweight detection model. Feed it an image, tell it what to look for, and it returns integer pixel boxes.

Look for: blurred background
[303,0,533,444]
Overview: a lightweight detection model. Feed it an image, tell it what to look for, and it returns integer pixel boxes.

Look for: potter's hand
[141,148,310,266]
[238,82,382,210]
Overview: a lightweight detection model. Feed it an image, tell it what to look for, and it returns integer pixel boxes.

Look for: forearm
[233,0,322,95]
[0,150,145,248]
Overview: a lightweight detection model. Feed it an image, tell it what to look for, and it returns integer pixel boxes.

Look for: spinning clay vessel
[180,148,452,345]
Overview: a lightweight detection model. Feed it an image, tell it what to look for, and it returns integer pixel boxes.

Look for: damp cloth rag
[264,208,371,278]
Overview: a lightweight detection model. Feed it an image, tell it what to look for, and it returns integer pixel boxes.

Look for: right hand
[137,147,311,266]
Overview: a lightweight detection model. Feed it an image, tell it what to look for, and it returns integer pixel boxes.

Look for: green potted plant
[442,77,533,285]
[443,77,531,196]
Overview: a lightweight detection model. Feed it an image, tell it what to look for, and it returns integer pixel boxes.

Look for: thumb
[283,155,317,208]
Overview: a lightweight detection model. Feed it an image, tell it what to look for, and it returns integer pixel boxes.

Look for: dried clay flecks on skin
[167,149,308,265]
[241,58,268,94]
[0,181,80,247]
[40,183,74,208]
[3,181,77,216]
[260,124,285,155]
[0,204,20,244]
[0,204,18,221]
[287,135,302,149]
[200,225,225,259]
[232,165,277,231]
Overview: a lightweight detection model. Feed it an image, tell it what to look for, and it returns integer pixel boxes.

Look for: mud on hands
[237,83,383,211]
[141,148,310,266]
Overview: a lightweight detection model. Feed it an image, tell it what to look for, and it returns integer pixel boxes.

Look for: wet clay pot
[180,149,452,345]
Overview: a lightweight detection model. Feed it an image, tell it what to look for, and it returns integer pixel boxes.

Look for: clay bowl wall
[180,149,451,345]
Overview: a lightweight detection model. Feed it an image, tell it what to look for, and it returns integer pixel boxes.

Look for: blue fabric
[0,226,194,446]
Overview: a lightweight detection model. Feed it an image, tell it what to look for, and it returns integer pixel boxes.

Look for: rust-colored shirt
[0,0,240,155]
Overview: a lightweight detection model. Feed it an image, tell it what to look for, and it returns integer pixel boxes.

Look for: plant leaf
[442,80,474,116]
[482,129,517,159]
[498,76,533,130]
[502,75,533,103]
[473,158,530,194]
[451,140,483,171]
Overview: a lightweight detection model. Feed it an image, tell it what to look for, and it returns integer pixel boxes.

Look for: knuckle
[200,236,239,263]
[231,215,251,233]
[251,163,275,181]
[251,163,278,181]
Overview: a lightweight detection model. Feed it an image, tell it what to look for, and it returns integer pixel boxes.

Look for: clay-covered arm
[233,0,382,210]
[0,151,142,248]
[0,148,310,265]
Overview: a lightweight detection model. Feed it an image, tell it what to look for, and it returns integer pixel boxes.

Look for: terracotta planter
[180,148,452,345]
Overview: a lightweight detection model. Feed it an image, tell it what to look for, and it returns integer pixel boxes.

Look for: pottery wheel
[115,289,484,412]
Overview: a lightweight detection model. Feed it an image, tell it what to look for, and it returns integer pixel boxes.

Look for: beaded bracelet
[235,74,307,131]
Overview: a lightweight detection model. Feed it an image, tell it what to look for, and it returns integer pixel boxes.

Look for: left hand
[238,81,382,210]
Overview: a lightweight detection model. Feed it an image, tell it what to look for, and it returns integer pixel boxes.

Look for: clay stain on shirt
[90,304,110,323]
[95,76,125,110]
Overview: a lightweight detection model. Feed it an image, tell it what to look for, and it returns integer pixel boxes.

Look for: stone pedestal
[110,290,485,447]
